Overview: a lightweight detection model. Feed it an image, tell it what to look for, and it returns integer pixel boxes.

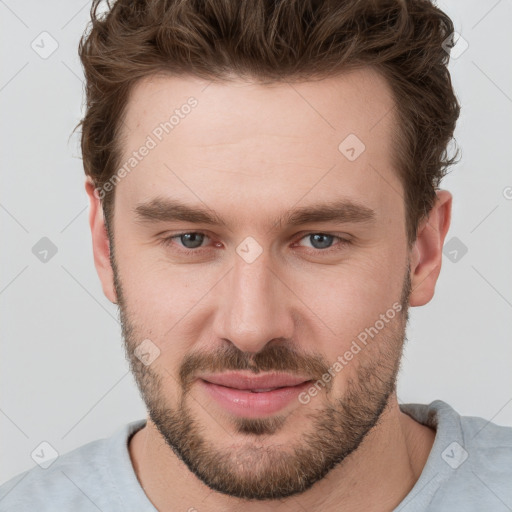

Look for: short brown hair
[78,0,460,245]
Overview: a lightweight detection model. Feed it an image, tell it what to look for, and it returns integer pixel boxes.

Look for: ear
[85,178,118,304]
[409,189,452,307]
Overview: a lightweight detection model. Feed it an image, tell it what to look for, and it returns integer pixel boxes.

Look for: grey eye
[308,234,334,249]
[180,233,205,249]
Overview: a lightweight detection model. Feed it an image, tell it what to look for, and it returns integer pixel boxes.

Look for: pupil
[311,234,332,249]
[181,233,203,249]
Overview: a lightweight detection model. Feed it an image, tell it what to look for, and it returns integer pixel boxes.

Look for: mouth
[198,372,313,418]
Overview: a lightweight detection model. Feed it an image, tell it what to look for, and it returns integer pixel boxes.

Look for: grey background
[1,0,511,484]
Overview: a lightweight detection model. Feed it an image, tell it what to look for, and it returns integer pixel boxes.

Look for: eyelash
[160,231,352,255]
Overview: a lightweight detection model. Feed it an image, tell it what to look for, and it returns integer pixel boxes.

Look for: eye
[177,232,206,249]
[162,232,210,251]
[160,231,351,255]
[294,233,351,252]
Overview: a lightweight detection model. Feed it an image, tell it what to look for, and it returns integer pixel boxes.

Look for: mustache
[179,343,331,393]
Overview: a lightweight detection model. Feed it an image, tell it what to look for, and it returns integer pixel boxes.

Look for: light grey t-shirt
[1,400,511,511]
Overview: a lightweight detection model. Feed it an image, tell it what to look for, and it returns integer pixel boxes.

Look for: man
[1,0,511,510]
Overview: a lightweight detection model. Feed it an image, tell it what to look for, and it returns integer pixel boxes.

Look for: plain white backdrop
[1,0,511,485]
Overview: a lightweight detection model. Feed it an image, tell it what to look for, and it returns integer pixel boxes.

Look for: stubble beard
[112,249,411,500]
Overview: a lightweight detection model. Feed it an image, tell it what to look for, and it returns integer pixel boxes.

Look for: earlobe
[408,190,452,307]
[85,178,118,304]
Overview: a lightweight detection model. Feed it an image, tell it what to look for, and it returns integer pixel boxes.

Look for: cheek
[114,231,216,318]
[292,251,405,358]
[115,222,406,361]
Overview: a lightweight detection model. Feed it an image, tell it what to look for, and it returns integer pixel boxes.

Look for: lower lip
[199,379,312,418]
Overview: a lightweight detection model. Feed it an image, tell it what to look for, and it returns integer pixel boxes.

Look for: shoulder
[460,410,512,450]
[398,400,512,510]
[413,400,512,510]
[402,399,512,456]
[459,408,512,478]
[0,436,109,511]
[0,420,146,512]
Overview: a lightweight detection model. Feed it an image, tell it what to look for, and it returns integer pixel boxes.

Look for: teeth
[250,388,276,393]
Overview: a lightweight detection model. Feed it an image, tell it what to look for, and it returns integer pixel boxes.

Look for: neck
[129,394,435,512]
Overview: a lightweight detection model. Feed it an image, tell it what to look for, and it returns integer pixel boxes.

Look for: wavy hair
[77,0,461,245]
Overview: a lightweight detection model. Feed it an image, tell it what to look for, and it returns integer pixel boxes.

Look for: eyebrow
[134,197,376,230]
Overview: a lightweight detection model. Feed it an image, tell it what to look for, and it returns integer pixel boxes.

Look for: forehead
[122,68,395,147]
[115,69,401,224]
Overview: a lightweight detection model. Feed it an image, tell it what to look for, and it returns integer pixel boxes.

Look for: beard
[111,248,411,501]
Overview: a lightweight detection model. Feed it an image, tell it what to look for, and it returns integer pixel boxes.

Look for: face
[104,69,415,500]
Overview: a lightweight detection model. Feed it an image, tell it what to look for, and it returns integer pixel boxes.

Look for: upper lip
[200,372,311,390]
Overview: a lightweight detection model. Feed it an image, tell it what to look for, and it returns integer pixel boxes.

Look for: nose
[213,247,295,354]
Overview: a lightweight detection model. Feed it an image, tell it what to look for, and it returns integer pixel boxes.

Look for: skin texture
[86,68,451,511]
